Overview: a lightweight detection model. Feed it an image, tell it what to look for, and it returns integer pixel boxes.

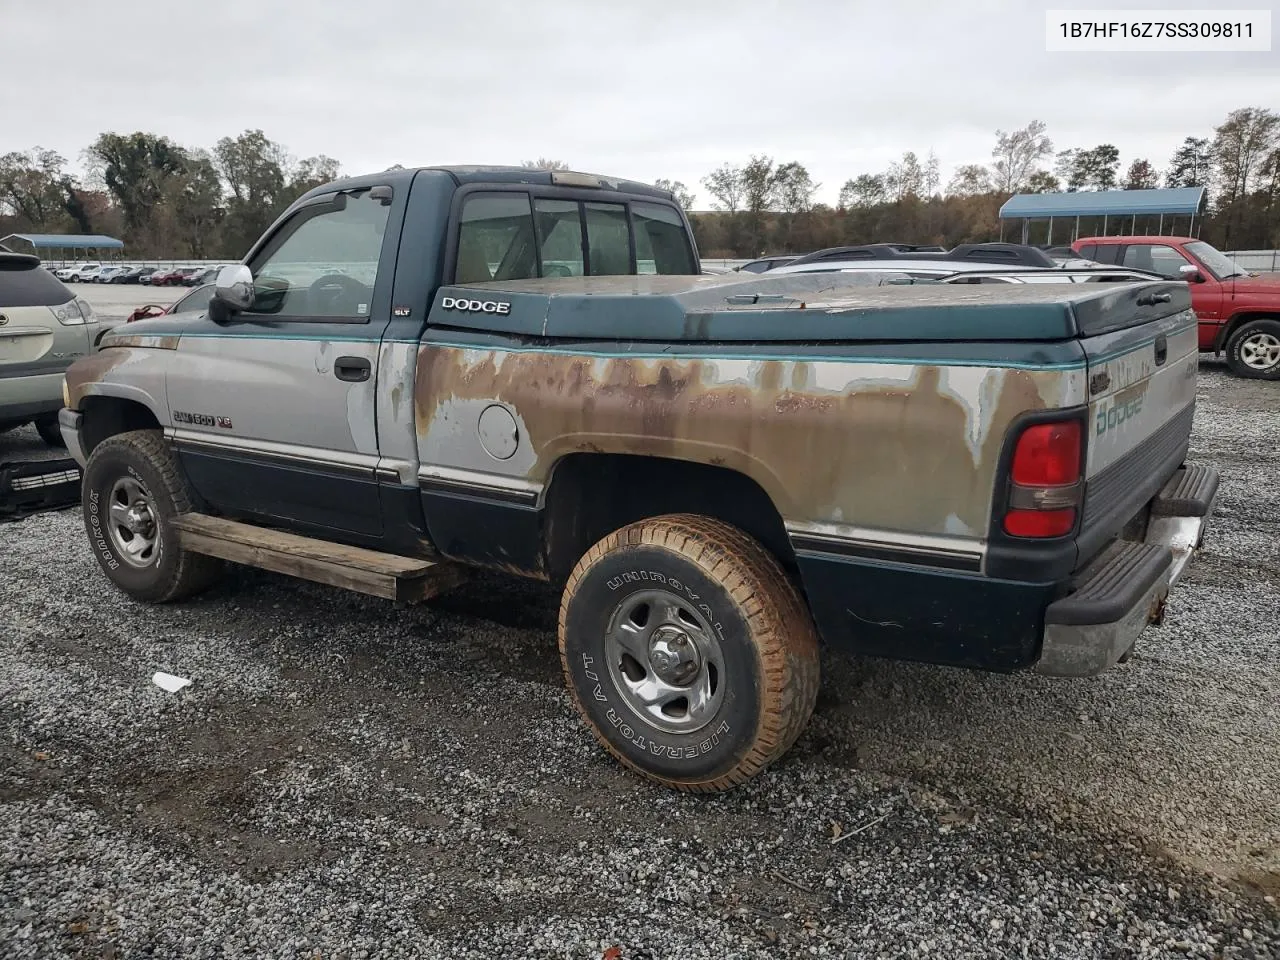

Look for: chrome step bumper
[1034,463,1218,678]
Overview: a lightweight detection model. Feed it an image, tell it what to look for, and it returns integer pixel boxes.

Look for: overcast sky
[3,0,1277,206]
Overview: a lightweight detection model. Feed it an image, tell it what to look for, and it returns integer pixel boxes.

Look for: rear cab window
[1090,244,1123,265]
[453,190,694,282]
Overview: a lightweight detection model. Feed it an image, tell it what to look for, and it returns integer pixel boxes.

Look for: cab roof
[298,165,674,203]
[1076,236,1198,245]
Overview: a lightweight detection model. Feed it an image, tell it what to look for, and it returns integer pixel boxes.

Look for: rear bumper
[0,372,65,424]
[1034,463,1218,677]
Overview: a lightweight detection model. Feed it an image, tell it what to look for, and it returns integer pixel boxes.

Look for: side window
[1124,243,1190,279]
[632,202,696,275]
[248,188,390,319]
[172,284,216,314]
[1077,243,1098,261]
[456,193,537,283]
[1091,244,1122,265]
[535,199,585,277]
[585,202,632,276]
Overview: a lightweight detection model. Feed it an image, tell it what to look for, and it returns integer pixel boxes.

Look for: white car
[95,266,126,283]
[55,263,102,283]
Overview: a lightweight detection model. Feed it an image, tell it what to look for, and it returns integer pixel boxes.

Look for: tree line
[1,106,1277,261]
[689,107,1280,258]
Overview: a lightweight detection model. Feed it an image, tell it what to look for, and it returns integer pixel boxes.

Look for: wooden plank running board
[172,513,465,602]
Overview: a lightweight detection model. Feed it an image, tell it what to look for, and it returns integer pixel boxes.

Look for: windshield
[1186,240,1246,279]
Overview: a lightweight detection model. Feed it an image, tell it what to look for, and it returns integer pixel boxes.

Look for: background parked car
[94,266,126,283]
[0,254,115,446]
[54,263,100,282]
[109,266,149,284]
[187,266,222,286]
[737,255,800,273]
[148,267,185,286]
[125,283,217,323]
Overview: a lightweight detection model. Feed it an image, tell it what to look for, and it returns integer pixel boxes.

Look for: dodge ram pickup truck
[58,165,1219,792]
[1073,235,1280,380]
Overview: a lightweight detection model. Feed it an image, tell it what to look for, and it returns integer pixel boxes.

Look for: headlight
[50,300,87,326]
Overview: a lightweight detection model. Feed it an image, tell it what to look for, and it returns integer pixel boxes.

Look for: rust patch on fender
[415,347,1064,535]
[64,349,129,410]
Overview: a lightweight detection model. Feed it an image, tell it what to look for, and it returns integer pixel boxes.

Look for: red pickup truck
[1072,235,1280,380]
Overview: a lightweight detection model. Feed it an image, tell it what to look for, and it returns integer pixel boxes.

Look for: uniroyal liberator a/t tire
[81,429,222,603]
[559,514,821,792]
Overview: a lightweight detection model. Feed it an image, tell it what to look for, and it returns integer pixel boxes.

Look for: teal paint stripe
[159,330,403,344]
[418,338,1086,370]
[153,331,1087,370]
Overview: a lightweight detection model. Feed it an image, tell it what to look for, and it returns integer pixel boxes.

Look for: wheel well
[79,396,162,457]
[1218,312,1280,352]
[542,453,795,585]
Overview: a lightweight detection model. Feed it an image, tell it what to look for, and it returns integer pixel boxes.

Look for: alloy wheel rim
[1240,332,1280,370]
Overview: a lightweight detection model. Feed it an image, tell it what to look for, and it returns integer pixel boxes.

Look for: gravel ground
[1,360,1278,959]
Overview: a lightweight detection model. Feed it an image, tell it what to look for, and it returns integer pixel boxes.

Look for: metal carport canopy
[998,187,1205,219]
[0,233,125,249]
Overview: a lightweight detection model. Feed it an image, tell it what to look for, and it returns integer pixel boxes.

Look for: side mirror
[213,264,255,311]
[1178,264,1204,283]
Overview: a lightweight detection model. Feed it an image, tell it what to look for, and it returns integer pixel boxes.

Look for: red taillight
[1010,422,1081,486]
[1003,508,1076,538]
[1003,419,1084,538]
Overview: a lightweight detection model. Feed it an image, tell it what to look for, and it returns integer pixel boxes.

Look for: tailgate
[1074,282,1199,566]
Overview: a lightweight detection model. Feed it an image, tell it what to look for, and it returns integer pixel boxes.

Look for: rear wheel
[81,429,222,602]
[559,514,820,792]
[1225,318,1280,380]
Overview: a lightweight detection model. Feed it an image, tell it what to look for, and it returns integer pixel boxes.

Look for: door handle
[334,356,371,382]
[1154,334,1168,366]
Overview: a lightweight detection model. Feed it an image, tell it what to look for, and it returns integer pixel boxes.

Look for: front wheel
[81,429,223,602]
[1225,318,1280,380]
[559,514,821,792]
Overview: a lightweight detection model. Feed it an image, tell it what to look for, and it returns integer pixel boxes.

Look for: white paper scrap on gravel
[152,672,192,693]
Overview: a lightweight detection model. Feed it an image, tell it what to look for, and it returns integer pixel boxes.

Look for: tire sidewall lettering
[83,442,173,589]
[564,545,763,782]
[86,488,120,571]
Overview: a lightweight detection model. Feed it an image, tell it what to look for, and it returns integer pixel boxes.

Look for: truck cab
[1072,235,1280,379]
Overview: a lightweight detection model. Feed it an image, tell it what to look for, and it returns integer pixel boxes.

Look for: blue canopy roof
[999,187,1205,220]
[0,233,124,249]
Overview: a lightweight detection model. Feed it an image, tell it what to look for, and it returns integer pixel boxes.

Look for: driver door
[165,185,397,543]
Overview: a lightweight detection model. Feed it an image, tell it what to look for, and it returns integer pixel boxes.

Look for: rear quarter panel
[414,340,1088,545]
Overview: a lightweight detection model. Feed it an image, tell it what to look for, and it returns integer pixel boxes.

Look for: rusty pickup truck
[56,165,1219,791]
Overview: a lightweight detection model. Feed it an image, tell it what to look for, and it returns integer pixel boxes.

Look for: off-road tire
[1224,318,1280,380]
[558,514,821,792]
[81,429,222,603]
[34,415,65,448]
